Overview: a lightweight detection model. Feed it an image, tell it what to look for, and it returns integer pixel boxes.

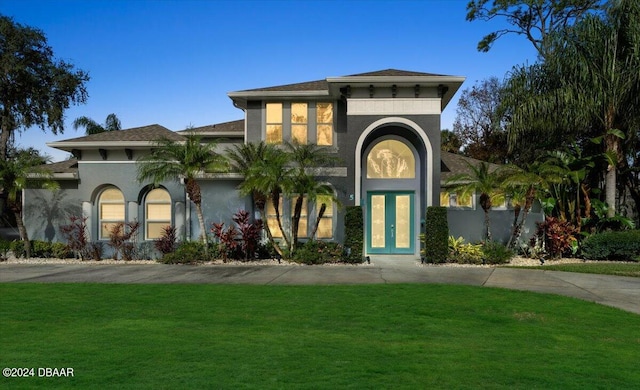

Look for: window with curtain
[99,187,125,239]
[316,102,333,146]
[145,188,171,240]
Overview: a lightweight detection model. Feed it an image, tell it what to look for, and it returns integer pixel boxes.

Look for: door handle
[390,224,394,238]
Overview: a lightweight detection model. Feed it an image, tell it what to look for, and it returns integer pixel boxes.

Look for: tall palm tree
[137,133,228,248]
[504,0,640,217]
[446,161,504,241]
[73,113,122,135]
[0,150,58,258]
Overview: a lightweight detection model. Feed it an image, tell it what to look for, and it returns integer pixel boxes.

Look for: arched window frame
[98,187,125,240]
[144,188,172,240]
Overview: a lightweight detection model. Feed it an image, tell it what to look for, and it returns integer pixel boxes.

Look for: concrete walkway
[1,258,639,315]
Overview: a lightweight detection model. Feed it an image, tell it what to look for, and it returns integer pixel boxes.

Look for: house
[23,69,543,258]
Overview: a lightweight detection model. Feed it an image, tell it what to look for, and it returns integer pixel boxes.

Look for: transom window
[367,140,415,179]
[99,187,125,239]
[145,188,172,240]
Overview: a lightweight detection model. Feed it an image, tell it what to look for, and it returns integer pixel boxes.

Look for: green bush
[447,236,483,264]
[482,240,514,264]
[0,239,10,260]
[423,207,448,263]
[9,240,27,258]
[160,241,211,264]
[292,241,344,265]
[343,206,364,264]
[581,230,640,261]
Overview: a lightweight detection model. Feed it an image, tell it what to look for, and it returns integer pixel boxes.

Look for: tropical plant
[504,0,640,218]
[72,113,122,135]
[107,220,140,261]
[137,132,228,250]
[0,149,58,258]
[59,215,90,260]
[154,225,178,255]
[446,161,504,240]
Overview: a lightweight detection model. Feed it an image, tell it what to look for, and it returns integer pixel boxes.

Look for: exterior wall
[447,202,545,245]
[192,179,249,241]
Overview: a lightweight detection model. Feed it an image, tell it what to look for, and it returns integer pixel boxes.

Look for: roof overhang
[47,140,163,152]
[228,90,331,109]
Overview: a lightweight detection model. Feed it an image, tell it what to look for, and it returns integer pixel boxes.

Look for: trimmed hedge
[343,206,364,264]
[423,206,448,263]
[581,230,640,261]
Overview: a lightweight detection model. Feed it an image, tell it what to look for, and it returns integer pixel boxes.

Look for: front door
[367,191,414,254]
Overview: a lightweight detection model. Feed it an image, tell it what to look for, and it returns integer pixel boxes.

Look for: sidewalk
[1,260,639,315]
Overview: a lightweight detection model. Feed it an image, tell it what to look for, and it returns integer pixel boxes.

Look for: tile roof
[55,124,184,143]
[343,69,448,77]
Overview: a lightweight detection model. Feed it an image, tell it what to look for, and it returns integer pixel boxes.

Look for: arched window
[99,188,125,240]
[145,188,171,240]
[366,139,415,179]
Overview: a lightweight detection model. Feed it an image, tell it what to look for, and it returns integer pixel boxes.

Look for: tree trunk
[605,165,616,218]
[256,205,284,259]
[9,199,30,258]
[194,201,208,250]
[506,204,522,249]
[1,113,12,161]
[310,203,327,240]
[290,195,304,253]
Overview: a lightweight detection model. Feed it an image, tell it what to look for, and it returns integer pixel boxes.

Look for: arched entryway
[356,118,432,256]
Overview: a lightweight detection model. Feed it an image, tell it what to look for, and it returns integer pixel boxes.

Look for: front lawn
[1,284,639,389]
[513,262,640,277]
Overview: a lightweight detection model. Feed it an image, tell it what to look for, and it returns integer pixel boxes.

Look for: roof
[178,120,244,137]
[47,124,186,152]
[440,152,502,184]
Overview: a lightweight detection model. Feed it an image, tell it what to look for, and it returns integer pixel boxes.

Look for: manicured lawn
[1,284,639,389]
[513,262,640,277]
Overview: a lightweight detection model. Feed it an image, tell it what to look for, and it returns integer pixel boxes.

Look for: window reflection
[266,103,283,144]
[316,103,333,145]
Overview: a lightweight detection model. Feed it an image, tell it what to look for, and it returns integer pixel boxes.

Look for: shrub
[292,241,344,265]
[107,221,140,260]
[86,242,104,261]
[581,230,640,261]
[232,210,263,260]
[160,241,211,264]
[59,215,89,260]
[9,240,26,258]
[482,241,514,264]
[531,217,578,258]
[447,236,483,264]
[211,222,240,263]
[154,226,178,255]
[0,239,10,261]
[30,240,71,259]
[423,206,448,263]
[343,206,364,263]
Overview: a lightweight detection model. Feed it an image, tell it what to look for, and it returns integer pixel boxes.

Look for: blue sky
[4,0,538,162]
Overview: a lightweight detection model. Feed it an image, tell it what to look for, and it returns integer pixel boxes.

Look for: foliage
[292,240,344,265]
[423,207,449,263]
[0,16,89,161]
[30,240,70,258]
[72,113,121,135]
[466,0,602,58]
[211,222,239,263]
[447,236,483,264]
[440,129,461,153]
[531,217,579,259]
[9,240,26,258]
[0,238,10,260]
[59,215,89,260]
[581,230,640,261]
[86,242,104,261]
[446,161,503,240]
[452,77,509,163]
[518,262,640,277]
[154,225,178,255]
[106,221,140,261]
[343,206,364,264]
[232,209,263,260]
[482,240,514,264]
[137,132,228,249]
[160,241,211,264]
[582,198,635,233]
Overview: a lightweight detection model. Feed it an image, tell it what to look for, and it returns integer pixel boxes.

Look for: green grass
[1,284,639,389]
[512,262,640,277]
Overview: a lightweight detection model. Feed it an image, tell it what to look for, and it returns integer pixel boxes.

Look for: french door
[366,191,414,254]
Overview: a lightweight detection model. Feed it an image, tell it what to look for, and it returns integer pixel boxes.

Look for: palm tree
[137,132,228,248]
[0,150,58,258]
[504,0,640,217]
[73,113,122,135]
[446,161,504,241]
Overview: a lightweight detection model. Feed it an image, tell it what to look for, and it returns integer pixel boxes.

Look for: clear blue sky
[3,0,537,162]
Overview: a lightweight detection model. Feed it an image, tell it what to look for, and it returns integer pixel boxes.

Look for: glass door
[367,191,414,254]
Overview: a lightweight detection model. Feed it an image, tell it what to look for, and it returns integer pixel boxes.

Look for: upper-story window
[266,103,283,144]
[291,103,308,144]
[265,102,333,146]
[316,102,333,146]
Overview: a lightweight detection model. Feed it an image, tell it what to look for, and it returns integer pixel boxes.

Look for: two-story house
[23,69,543,259]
